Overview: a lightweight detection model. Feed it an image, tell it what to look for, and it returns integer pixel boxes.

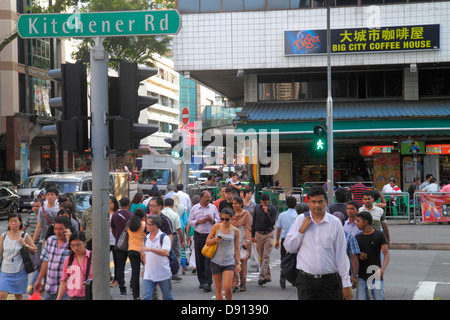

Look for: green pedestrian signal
[313,125,327,152]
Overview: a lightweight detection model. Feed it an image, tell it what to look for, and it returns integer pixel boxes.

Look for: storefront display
[373,153,401,191]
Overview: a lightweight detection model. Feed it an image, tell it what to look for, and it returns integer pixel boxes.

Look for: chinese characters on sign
[284,24,439,55]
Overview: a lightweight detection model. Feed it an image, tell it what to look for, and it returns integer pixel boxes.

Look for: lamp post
[317,0,334,204]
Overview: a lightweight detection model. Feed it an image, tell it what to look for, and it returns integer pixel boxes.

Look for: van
[40,172,92,194]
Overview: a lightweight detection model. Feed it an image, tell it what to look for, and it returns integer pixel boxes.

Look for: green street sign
[17,10,181,39]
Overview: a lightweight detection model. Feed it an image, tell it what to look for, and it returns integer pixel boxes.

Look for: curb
[391,243,450,250]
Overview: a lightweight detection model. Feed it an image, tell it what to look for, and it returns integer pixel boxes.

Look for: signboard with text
[284,24,439,55]
[426,144,450,155]
[17,10,181,39]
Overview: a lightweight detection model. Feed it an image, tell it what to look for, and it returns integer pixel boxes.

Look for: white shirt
[283,212,351,288]
[423,183,439,193]
[176,191,191,211]
[143,230,172,282]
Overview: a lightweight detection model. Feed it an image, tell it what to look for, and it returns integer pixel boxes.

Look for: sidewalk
[387,221,450,250]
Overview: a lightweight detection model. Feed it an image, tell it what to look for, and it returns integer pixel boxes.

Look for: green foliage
[71,0,175,70]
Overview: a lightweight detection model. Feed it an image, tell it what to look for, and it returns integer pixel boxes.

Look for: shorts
[210,261,235,274]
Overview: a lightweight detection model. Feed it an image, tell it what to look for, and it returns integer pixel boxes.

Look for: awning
[235,100,450,139]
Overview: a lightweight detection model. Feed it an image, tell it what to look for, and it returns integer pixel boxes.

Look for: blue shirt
[275,208,298,239]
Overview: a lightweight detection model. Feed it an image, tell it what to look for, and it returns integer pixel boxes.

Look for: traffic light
[313,124,327,152]
[108,61,159,153]
[164,130,185,159]
[45,62,89,153]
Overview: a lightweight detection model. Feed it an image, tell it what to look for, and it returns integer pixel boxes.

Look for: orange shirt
[127,221,146,252]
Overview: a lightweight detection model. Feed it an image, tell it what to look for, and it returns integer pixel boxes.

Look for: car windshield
[42,181,79,193]
[21,176,47,188]
[139,169,171,185]
[74,194,91,212]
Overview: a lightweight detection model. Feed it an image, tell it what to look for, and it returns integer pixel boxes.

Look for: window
[244,0,266,10]
[223,0,244,11]
[419,69,450,97]
[201,0,221,11]
[267,0,290,9]
[179,0,200,12]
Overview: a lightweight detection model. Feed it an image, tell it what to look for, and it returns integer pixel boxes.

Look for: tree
[72,0,175,69]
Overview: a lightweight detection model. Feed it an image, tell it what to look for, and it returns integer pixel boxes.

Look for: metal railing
[380,192,411,221]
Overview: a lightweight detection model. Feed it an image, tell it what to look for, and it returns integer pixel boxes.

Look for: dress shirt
[343,219,362,237]
[251,204,277,238]
[187,203,220,234]
[143,230,172,282]
[275,208,298,239]
[283,212,351,288]
[176,191,192,211]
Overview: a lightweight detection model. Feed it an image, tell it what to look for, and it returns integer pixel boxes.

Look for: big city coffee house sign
[17,10,181,39]
[285,24,440,55]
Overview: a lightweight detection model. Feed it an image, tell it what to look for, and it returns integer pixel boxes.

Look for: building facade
[0,0,69,184]
[173,0,450,190]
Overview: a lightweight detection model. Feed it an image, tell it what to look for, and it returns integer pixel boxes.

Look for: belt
[194,231,209,237]
[299,270,338,279]
[256,230,273,235]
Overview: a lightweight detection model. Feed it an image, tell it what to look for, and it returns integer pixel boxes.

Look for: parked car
[40,172,92,194]
[191,170,211,182]
[0,187,20,218]
[17,174,63,210]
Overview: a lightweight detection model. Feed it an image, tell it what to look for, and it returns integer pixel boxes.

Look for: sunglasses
[220,217,230,222]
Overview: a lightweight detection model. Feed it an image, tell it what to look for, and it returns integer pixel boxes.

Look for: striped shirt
[24,212,38,242]
[350,183,368,206]
[41,235,70,294]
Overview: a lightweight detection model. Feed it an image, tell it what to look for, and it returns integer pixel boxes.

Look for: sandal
[239,285,246,292]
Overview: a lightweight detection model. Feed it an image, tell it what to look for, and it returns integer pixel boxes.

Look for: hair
[151,196,164,207]
[355,176,364,182]
[274,180,281,187]
[260,193,270,202]
[357,211,373,225]
[430,177,437,184]
[232,196,243,207]
[335,187,349,203]
[119,196,131,208]
[176,184,184,191]
[200,190,211,198]
[307,185,327,199]
[58,194,69,204]
[191,195,201,206]
[148,215,162,229]
[225,186,234,193]
[221,207,235,218]
[346,200,360,210]
[286,196,297,209]
[7,213,23,230]
[57,208,72,218]
[134,208,146,220]
[164,198,174,207]
[425,173,433,180]
[372,189,381,202]
[33,198,44,206]
[55,216,71,229]
[110,196,119,212]
[131,192,144,204]
[67,231,87,270]
[389,177,397,183]
[362,190,373,198]
[242,186,253,197]
[333,211,346,226]
[46,187,59,196]
[295,202,310,215]
[167,184,174,191]
[129,215,144,232]
[60,201,74,214]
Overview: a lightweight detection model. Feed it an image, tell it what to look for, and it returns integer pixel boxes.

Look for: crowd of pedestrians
[0,174,395,301]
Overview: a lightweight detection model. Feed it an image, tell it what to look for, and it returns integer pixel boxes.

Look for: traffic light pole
[90,37,111,300]
[326,2,334,205]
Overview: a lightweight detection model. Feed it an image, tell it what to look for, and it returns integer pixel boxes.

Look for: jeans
[142,279,173,300]
[356,278,385,300]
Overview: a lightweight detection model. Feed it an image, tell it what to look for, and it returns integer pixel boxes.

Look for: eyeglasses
[70,242,85,248]
[220,217,230,222]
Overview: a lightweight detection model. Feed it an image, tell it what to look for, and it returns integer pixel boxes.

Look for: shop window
[178,0,200,12]
[244,0,266,10]
[223,0,244,11]
[419,69,450,97]
[200,0,221,12]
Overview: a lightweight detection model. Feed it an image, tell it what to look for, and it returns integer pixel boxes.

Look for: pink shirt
[61,250,93,298]
[441,184,450,193]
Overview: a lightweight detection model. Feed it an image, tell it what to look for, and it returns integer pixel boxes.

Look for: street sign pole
[90,37,111,300]
[326,2,334,205]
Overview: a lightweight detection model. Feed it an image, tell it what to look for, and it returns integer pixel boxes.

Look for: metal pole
[326,3,334,205]
[90,37,111,300]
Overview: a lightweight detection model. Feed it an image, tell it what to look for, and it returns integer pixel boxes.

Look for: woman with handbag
[0,213,37,300]
[205,207,241,300]
[127,208,147,300]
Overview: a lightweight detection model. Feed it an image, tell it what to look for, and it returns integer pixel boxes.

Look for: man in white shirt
[176,184,191,211]
[284,186,353,300]
[141,215,174,300]
[381,177,402,207]
[422,178,439,193]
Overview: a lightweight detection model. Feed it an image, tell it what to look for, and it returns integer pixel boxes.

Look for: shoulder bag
[20,232,39,274]
[201,224,219,258]
[116,220,130,252]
